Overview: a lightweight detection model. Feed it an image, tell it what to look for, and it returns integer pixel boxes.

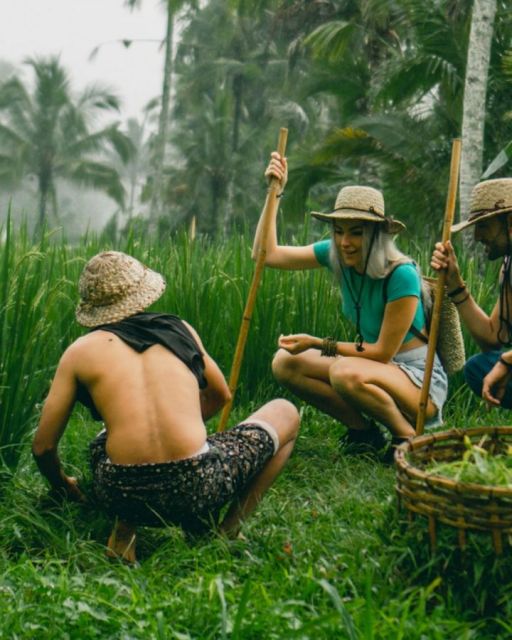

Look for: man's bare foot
[218,518,243,540]
[106,519,137,564]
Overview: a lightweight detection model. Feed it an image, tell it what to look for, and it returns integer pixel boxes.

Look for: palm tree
[168,0,306,234]
[295,0,512,234]
[125,0,197,223]
[284,1,468,233]
[481,42,512,178]
[280,0,420,220]
[459,0,498,219]
[0,56,132,230]
[106,114,153,219]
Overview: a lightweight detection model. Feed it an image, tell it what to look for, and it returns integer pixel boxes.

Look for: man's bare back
[71,330,208,464]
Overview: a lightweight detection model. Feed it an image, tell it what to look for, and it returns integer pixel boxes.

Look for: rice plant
[0,219,503,471]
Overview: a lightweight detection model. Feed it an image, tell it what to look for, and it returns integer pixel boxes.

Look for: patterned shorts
[89,422,277,531]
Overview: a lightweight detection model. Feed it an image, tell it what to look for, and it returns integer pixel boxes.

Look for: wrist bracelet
[320,336,337,357]
[453,292,470,306]
[447,284,466,298]
[499,355,512,369]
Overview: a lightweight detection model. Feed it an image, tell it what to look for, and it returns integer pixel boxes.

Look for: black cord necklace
[340,226,378,352]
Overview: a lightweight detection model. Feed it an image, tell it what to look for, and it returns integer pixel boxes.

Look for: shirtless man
[32,251,299,562]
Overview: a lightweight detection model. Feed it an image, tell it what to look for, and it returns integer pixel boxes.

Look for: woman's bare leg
[219,399,299,537]
[272,349,368,430]
[107,519,137,563]
[329,357,437,438]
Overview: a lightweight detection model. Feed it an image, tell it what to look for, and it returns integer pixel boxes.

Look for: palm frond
[0,77,31,111]
[76,85,121,113]
[0,122,27,147]
[67,160,125,207]
[304,20,359,63]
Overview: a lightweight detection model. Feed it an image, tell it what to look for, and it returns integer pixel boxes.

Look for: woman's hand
[430,240,463,291]
[278,333,321,355]
[482,361,511,408]
[264,152,287,191]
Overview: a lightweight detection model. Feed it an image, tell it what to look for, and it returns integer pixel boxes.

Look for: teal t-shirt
[313,239,426,344]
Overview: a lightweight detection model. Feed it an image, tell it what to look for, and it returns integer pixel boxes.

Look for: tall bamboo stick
[217,128,288,432]
[415,138,462,435]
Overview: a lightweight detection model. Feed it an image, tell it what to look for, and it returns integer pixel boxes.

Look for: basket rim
[395,425,512,496]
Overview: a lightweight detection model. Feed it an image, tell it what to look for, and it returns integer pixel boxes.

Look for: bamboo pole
[217,128,288,432]
[415,138,462,435]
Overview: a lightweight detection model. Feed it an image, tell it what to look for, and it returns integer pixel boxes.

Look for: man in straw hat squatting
[254,153,448,461]
[32,251,299,563]
[432,178,512,409]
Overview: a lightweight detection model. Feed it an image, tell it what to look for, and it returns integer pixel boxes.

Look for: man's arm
[32,350,85,501]
[432,240,501,350]
[182,321,232,421]
[445,293,501,351]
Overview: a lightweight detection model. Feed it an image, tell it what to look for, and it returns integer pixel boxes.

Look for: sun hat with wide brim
[311,185,406,234]
[452,178,512,233]
[76,251,166,327]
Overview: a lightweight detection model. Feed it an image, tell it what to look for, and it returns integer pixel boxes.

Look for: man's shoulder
[59,335,94,366]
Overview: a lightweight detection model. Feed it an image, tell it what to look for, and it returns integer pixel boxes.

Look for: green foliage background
[2,1,512,238]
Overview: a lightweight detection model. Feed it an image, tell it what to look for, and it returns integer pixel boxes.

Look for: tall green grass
[1,223,512,637]
[0,223,80,468]
[0,221,502,470]
[0,222,343,470]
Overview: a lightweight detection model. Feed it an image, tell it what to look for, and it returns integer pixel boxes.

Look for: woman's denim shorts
[392,345,448,428]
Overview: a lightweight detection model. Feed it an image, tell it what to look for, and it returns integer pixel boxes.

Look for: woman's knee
[329,359,364,395]
[272,349,300,384]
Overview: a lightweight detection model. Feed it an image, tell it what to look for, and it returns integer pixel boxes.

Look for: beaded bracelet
[499,355,512,369]
[453,292,470,306]
[320,336,337,357]
[447,284,466,298]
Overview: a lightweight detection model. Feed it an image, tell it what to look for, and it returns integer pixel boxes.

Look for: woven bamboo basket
[395,426,512,554]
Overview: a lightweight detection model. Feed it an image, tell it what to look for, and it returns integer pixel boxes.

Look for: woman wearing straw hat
[432,177,512,409]
[32,251,299,563]
[254,153,448,455]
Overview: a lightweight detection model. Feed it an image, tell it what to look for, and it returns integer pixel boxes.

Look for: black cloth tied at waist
[77,312,207,421]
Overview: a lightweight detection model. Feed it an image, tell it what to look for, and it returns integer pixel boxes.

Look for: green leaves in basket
[427,436,512,486]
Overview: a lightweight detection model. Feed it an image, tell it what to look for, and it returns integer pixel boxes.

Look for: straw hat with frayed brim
[76,251,166,327]
[452,178,512,233]
[311,185,406,234]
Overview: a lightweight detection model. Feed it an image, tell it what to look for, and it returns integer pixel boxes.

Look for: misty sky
[0,0,168,121]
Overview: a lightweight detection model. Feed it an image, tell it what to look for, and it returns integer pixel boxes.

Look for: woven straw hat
[452,178,512,233]
[76,251,166,327]
[311,185,406,234]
